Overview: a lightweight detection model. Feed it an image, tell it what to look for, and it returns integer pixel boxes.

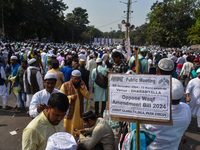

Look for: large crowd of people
[0,41,200,149]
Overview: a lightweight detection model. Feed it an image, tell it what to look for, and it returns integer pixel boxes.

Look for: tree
[187,9,200,44]
[65,7,89,42]
[147,0,198,47]
[0,0,68,41]
[129,23,148,45]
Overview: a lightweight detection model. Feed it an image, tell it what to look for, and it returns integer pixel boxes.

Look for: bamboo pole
[135,48,140,150]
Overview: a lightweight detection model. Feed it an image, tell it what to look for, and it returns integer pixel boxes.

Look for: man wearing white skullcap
[142,78,191,150]
[19,48,27,62]
[60,70,89,135]
[87,53,97,76]
[8,55,20,108]
[47,59,64,90]
[24,58,44,108]
[45,132,77,150]
[0,57,12,110]
[29,73,63,118]
[186,68,200,132]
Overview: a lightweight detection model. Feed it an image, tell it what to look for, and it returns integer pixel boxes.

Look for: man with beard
[60,70,89,135]
[8,56,20,108]
[22,93,69,150]
[24,58,44,108]
[29,73,63,118]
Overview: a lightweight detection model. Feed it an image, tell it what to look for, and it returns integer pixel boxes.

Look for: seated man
[22,93,69,150]
[29,73,62,118]
[74,110,114,150]
[142,78,191,150]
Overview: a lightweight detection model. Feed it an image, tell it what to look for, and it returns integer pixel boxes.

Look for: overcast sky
[63,0,162,32]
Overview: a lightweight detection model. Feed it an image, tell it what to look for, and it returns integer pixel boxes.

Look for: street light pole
[126,0,130,41]
[2,0,5,38]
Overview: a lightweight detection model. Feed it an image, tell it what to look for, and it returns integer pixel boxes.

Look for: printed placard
[109,74,172,124]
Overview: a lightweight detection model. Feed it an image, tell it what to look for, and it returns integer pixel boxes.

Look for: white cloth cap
[28,58,36,65]
[45,132,77,150]
[44,73,57,80]
[196,68,200,74]
[172,78,184,100]
[71,70,81,77]
[11,56,18,60]
[158,58,174,71]
[125,70,136,74]
[96,58,102,63]
[15,51,20,55]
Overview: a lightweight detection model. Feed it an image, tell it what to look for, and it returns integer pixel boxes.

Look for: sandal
[5,106,13,110]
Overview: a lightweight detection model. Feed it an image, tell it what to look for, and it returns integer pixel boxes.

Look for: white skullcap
[21,48,25,52]
[44,73,57,80]
[96,58,102,63]
[196,68,200,74]
[158,58,174,71]
[71,70,81,77]
[172,78,184,100]
[28,58,36,65]
[72,51,76,54]
[15,51,20,55]
[117,45,122,50]
[11,56,18,60]
[51,54,57,58]
[125,70,136,74]
[113,49,122,53]
[45,132,77,150]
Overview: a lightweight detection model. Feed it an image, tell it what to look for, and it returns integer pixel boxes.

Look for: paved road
[0,93,200,150]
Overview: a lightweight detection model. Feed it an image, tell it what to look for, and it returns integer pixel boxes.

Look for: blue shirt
[60,66,73,82]
[11,63,20,87]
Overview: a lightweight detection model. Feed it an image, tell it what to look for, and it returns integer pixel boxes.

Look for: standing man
[22,93,69,150]
[12,60,28,112]
[186,68,200,132]
[29,73,62,118]
[60,59,73,82]
[142,78,191,149]
[92,58,108,117]
[0,55,12,110]
[8,56,20,107]
[79,59,92,112]
[178,57,193,87]
[47,59,64,90]
[87,54,97,76]
[60,70,89,135]
[176,53,185,75]
[57,51,65,66]
[24,58,44,108]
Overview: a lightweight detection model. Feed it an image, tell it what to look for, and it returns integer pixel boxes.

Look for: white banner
[109,74,171,121]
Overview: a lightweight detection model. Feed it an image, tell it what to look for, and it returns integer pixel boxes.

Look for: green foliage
[129,23,148,45]
[0,0,68,41]
[187,9,200,44]
[147,0,198,47]
[65,7,90,42]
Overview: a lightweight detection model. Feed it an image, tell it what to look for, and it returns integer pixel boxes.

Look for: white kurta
[142,103,191,150]
[23,68,44,107]
[29,89,62,118]
[186,77,200,117]
[0,66,8,106]
[87,59,97,76]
